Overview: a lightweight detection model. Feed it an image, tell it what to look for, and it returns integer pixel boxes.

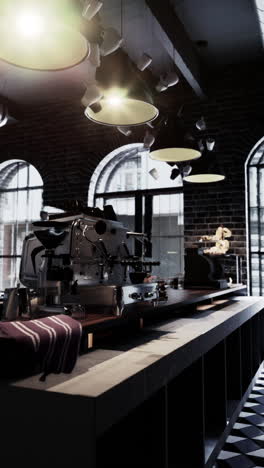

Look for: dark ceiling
[0,0,262,106]
[172,0,262,66]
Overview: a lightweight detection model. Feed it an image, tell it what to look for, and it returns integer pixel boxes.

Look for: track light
[143,130,155,149]
[162,72,180,87]
[117,126,132,136]
[198,139,205,152]
[149,168,159,180]
[206,138,215,151]
[81,84,102,108]
[88,43,101,67]
[170,167,180,180]
[182,165,192,177]
[137,53,152,71]
[0,103,8,128]
[82,0,103,21]
[196,116,206,131]
[155,71,179,92]
[183,151,225,183]
[100,28,123,56]
[149,117,201,163]
[156,82,167,93]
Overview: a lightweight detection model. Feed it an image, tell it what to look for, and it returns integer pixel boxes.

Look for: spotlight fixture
[149,117,201,163]
[0,7,89,70]
[100,28,123,56]
[137,53,152,71]
[81,83,102,108]
[198,139,205,152]
[143,130,155,149]
[206,138,215,151]
[149,168,159,180]
[170,167,180,180]
[82,0,103,21]
[162,71,180,87]
[183,151,225,183]
[147,121,155,129]
[156,71,179,92]
[0,103,8,128]
[117,126,132,136]
[88,43,101,67]
[182,165,192,177]
[196,116,206,131]
[84,87,159,127]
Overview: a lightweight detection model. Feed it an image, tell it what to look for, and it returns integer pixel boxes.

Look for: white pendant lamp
[84,88,159,127]
[149,117,201,163]
[0,6,88,71]
[183,151,225,183]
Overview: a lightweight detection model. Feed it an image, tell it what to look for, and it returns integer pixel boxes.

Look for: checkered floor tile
[217,370,264,467]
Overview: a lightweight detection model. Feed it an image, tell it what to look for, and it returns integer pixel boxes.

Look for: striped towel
[0,315,82,379]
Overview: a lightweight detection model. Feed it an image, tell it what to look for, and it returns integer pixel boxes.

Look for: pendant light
[0,2,88,71]
[183,151,225,183]
[84,49,158,127]
[84,91,158,127]
[149,116,201,163]
[84,0,158,128]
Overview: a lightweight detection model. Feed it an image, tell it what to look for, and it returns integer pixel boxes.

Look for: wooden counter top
[8,293,263,436]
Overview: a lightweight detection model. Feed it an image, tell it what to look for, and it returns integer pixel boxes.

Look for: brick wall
[0,63,264,282]
[0,99,144,208]
[182,62,264,282]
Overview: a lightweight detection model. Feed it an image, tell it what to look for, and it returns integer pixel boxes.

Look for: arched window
[246,137,264,295]
[0,160,43,290]
[88,143,184,280]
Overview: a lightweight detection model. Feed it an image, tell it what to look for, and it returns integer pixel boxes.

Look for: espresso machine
[19,205,160,318]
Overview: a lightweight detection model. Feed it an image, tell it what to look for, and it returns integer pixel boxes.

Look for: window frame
[246,137,264,295]
[0,161,43,290]
[90,144,184,279]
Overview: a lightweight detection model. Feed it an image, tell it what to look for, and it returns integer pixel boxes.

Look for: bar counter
[1,286,263,468]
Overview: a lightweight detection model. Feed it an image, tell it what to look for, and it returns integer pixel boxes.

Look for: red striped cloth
[0,315,82,379]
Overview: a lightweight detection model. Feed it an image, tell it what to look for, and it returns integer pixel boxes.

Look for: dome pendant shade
[184,174,225,183]
[150,147,201,163]
[84,98,159,127]
[149,115,201,163]
[183,151,226,183]
[0,20,88,71]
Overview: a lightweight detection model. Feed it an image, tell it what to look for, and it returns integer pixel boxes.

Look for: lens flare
[16,12,45,38]
[106,95,123,106]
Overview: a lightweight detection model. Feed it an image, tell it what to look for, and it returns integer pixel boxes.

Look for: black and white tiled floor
[217,370,264,467]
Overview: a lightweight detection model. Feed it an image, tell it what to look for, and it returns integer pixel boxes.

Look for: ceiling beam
[145,0,206,98]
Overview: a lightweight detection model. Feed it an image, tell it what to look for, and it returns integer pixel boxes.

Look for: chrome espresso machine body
[19,206,161,317]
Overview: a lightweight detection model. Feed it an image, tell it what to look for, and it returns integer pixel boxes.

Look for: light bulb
[16,12,44,38]
[107,96,123,106]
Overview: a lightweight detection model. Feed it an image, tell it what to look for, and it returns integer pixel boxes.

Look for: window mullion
[144,195,153,257]
[135,194,143,257]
